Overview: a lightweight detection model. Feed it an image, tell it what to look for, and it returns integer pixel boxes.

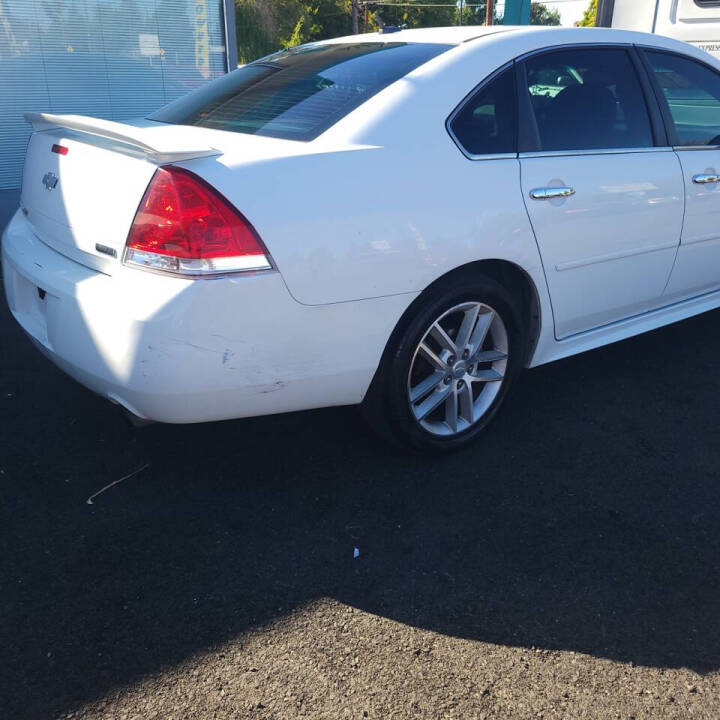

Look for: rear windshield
[150,42,452,141]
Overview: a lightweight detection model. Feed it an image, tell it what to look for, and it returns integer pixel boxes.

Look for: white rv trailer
[598,0,720,59]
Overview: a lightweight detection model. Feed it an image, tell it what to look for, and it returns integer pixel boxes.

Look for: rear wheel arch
[362,259,539,448]
[375,259,541,381]
[459,260,541,366]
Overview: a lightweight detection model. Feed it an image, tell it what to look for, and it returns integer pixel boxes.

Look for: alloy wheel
[407,301,509,437]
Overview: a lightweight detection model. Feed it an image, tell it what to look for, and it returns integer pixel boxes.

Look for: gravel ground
[2,287,720,719]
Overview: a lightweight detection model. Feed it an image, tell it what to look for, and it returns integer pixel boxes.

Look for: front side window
[522,48,654,152]
[449,66,517,157]
[645,50,720,147]
[151,42,452,141]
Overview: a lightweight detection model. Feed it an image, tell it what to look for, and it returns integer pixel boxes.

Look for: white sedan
[4,26,720,450]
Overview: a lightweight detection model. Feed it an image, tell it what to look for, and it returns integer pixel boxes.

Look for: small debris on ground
[86,464,150,505]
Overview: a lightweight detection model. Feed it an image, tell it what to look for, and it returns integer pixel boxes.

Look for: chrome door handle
[529,186,575,200]
[693,173,720,184]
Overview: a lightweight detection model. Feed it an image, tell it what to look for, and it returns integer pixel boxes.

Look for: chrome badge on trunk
[42,172,58,191]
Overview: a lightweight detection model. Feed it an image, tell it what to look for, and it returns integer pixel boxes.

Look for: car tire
[362,273,524,452]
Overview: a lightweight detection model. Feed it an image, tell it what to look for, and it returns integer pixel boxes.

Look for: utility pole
[458,0,463,26]
[485,0,495,25]
[351,0,359,34]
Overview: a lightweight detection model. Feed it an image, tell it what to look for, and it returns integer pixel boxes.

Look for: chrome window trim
[453,152,518,162]
[674,144,720,151]
[519,147,674,160]
[446,61,518,161]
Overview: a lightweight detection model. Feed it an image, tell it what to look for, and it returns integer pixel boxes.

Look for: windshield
[150,42,453,141]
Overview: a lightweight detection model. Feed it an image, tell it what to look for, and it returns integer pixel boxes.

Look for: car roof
[318,25,720,69]
[322,25,519,46]
[321,24,694,49]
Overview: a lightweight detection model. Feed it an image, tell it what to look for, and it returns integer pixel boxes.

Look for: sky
[496,0,590,27]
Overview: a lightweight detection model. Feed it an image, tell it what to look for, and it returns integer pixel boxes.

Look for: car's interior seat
[540,84,617,150]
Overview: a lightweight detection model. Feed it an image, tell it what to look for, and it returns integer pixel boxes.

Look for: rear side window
[522,48,653,152]
[449,66,517,157]
[151,42,452,141]
[644,50,720,147]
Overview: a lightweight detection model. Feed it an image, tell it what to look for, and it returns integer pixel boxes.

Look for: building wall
[0,189,19,234]
[0,0,231,196]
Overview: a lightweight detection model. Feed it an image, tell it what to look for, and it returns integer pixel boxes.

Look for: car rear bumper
[2,211,415,423]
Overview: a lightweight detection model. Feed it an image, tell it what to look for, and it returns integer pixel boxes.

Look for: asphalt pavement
[2,285,720,719]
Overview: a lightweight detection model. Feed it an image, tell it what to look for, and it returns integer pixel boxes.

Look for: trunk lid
[20,115,222,270]
[20,113,321,275]
[22,129,158,268]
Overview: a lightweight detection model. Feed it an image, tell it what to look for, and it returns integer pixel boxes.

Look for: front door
[643,49,720,301]
[518,47,684,339]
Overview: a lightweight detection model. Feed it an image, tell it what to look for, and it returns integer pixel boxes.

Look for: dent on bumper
[2,211,417,423]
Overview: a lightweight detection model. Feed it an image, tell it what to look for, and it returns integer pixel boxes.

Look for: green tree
[369,1,500,30]
[234,0,513,64]
[367,3,455,31]
[530,2,561,26]
[579,0,597,27]
[236,1,275,62]
[287,0,351,46]
[457,1,501,27]
[236,0,353,60]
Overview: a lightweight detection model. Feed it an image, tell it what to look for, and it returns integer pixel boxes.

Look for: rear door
[642,48,720,301]
[518,46,684,339]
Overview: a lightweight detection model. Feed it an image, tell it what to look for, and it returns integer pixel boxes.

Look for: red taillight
[123,166,271,277]
[51,144,68,155]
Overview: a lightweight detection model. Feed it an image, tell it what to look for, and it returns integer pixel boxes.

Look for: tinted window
[527,63,581,98]
[151,42,452,141]
[523,48,653,152]
[450,66,517,156]
[645,51,720,147]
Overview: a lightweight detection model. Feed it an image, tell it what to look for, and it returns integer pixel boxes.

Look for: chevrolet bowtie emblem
[42,172,58,191]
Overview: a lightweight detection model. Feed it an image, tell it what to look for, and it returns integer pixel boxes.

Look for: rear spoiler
[24,113,220,163]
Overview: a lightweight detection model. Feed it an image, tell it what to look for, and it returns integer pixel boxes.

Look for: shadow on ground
[1,302,720,718]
